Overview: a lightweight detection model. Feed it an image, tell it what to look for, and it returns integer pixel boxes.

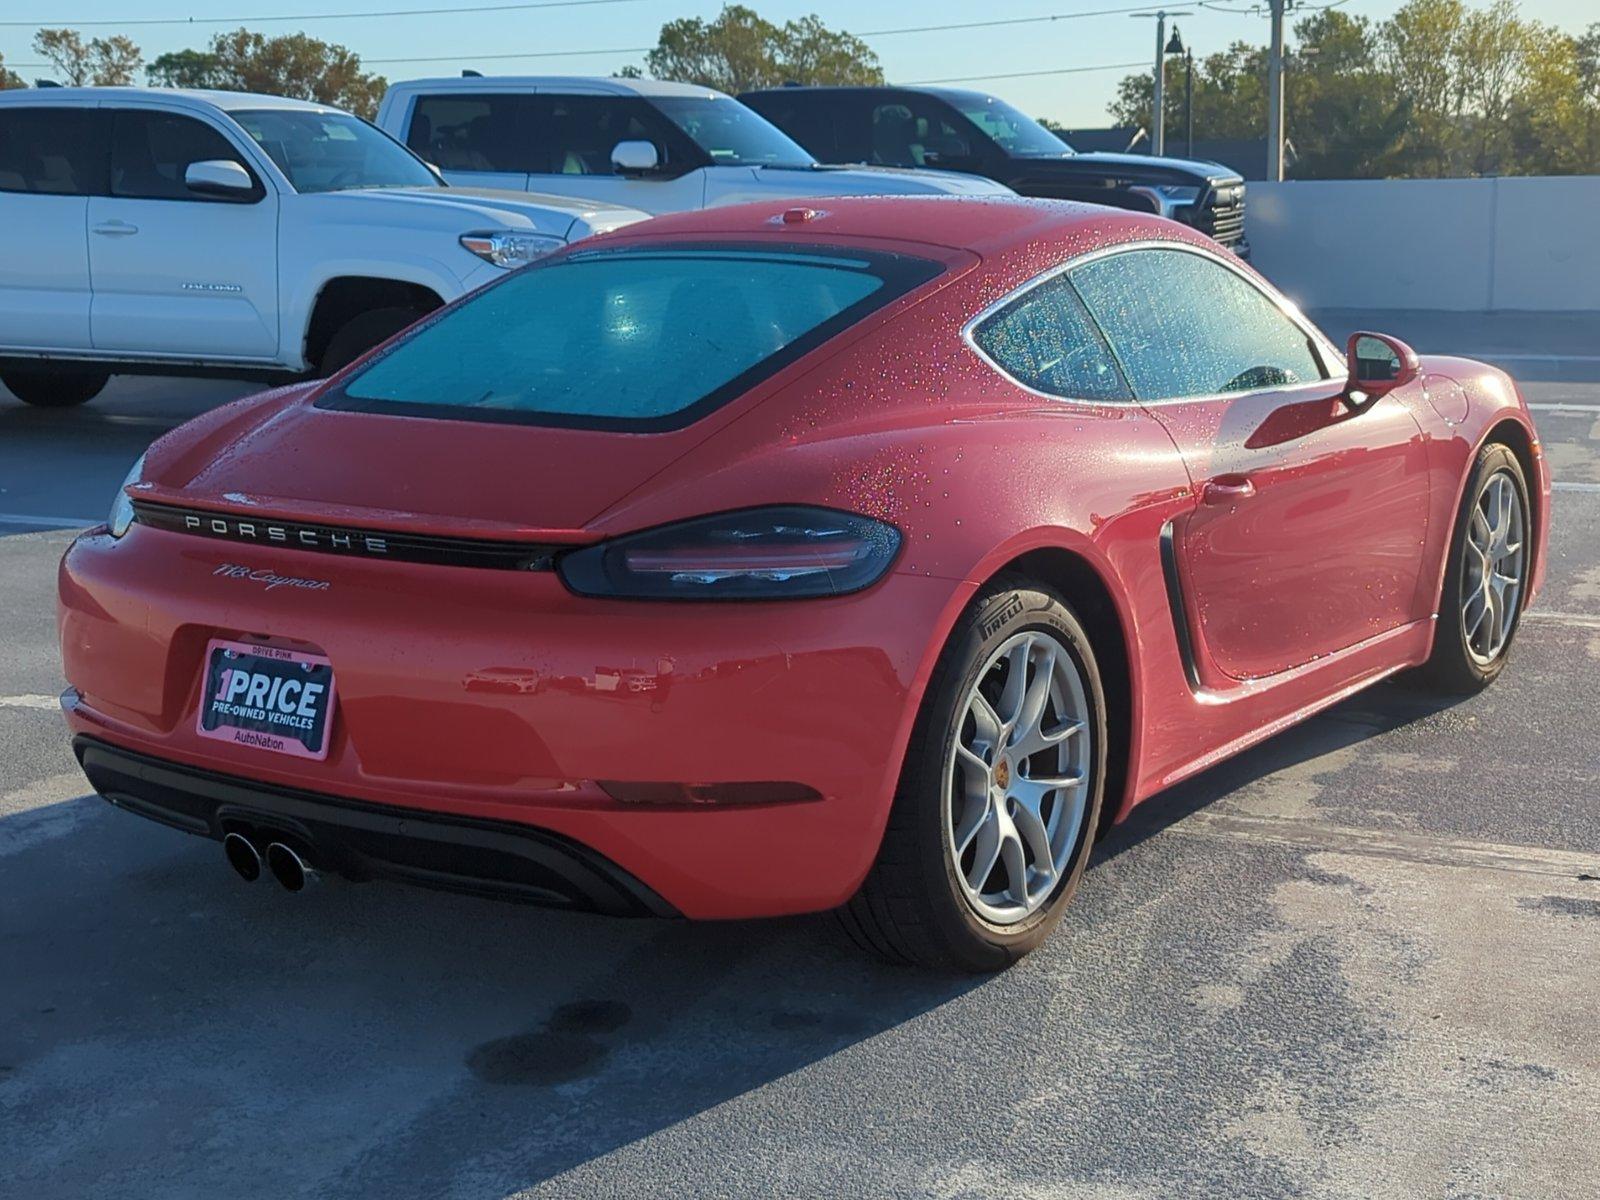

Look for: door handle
[91,220,139,236]
[1202,474,1256,505]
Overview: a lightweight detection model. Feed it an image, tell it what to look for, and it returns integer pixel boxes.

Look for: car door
[522,94,706,214]
[0,103,105,351]
[1070,245,1432,681]
[400,93,532,191]
[88,107,280,360]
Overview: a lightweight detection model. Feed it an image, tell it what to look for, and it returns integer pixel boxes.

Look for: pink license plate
[196,639,336,761]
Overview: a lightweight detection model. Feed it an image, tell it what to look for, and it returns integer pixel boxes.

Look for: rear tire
[1412,442,1531,695]
[1,369,109,408]
[840,574,1107,972]
[318,306,425,376]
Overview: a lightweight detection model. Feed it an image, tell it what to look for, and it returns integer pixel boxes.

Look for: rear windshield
[321,244,943,430]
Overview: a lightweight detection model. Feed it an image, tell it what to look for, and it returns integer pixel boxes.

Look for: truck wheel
[2,370,110,408]
[319,307,426,376]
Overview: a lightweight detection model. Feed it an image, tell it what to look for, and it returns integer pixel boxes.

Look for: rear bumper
[74,734,676,917]
[59,524,965,918]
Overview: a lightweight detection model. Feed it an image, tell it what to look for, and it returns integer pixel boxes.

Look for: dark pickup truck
[740,85,1248,257]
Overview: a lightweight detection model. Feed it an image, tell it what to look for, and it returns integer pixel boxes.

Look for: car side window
[971,273,1133,403]
[0,107,108,195]
[529,96,687,175]
[1069,247,1326,401]
[110,110,261,202]
[869,98,972,168]
[407,95,533,173]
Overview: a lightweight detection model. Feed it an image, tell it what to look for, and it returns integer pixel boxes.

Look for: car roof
[0,87,343,113]
[592,195,1197,258]
[386,75,727,100]
[741,85,995,102]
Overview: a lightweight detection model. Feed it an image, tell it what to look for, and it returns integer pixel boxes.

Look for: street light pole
[1186,48,1195,158]
[1152,11,1167,156]
[1267,0,1287,181]
[1133,10,1191,157]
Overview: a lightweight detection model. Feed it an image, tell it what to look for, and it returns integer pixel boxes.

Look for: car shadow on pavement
[0,788,986,1199]
[1094,678,1464,863]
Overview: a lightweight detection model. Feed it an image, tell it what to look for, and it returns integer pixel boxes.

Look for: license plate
[196,638,336,761]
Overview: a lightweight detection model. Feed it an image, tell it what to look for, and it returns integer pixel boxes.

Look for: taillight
[556,506,901,600]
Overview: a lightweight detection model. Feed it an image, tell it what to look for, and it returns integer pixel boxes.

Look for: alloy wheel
[943,629,1093,925]
[1461,469,1526,666]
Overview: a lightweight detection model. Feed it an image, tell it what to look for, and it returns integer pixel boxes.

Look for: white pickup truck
[375,75,1014,214]
[0,88,648,407]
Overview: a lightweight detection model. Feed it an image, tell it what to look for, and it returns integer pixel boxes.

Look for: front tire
[1,369,109,408]
[840,576,1107,971]
[1414,442,1531,694]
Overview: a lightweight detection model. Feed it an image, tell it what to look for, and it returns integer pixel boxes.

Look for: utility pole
[1132,10,1191,157]
[1266,0,1287,181]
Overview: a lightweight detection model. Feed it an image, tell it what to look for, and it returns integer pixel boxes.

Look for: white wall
[1245,176,1600,313]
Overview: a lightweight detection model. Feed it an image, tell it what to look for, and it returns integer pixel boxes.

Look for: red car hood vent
[149,402,704,542]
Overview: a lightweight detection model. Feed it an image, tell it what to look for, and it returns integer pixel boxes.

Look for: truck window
[869,100,971,168]
[109,110,262,202]
[0,107,107,195]
[744,96,839,161]
[407,94,533,173]
[524,95,685,175]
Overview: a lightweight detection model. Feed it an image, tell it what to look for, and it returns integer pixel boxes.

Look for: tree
[1507,21,1600,175]
[642,5,882,93]
[1109,40,1270,144]
[147,30,384,117]
[0,52,25,90]
[1286,11,1409,179]
[32,29,143,87]
[147,49,227,90]
[1105,0,1597,178]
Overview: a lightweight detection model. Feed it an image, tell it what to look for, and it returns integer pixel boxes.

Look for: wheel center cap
[994,759,1011,790]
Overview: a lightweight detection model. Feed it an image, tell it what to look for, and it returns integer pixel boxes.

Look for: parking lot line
[1525,610,1600,629]
[0,512,94,529]
[0,694,62,710]
[1528,402,1600,412]
[1169,810,1600,880]
[1553,481,1600,492]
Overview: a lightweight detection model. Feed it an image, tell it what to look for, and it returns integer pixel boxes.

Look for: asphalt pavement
[2,326,1597,1199]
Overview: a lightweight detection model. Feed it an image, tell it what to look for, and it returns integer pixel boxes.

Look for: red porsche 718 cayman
[59,197,1549,970]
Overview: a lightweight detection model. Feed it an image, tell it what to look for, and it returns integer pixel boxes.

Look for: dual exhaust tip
[223,831,316,892]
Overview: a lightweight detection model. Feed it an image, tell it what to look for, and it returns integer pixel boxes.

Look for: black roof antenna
[462,69,483,77]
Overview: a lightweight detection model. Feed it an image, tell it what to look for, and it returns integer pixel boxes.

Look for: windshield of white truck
[232,109,442,193]
[652,97,815,167]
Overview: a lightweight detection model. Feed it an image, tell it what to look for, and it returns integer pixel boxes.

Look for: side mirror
[611,140,660,176]
[185,159,255,198]
[1345,331,1419,403]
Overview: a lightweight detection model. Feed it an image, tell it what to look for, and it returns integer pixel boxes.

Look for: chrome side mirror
[185,159,256,198]
[610,140,660,176]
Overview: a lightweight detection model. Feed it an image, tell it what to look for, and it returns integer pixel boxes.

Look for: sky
[0,0,1594,129]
